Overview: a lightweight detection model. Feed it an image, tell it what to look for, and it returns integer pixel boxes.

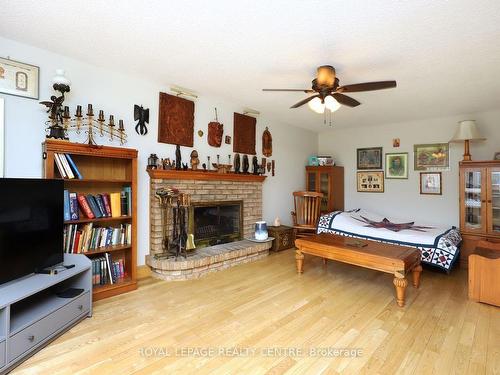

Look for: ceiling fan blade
[263,88,315,93]
[332,93,361,107]
[338,81,397,93]
[290,94,320,108]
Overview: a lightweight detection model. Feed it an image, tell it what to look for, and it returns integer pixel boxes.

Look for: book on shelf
[121,187,132,216]
[86,195,103,218]
[54,153,67,178]
[68,189,131,220]
[69,192,79,220]
[63,189,71,221]
[77,194,95,219]
[64,154,83,179]
[63,223,131,253]
[91,254,125,286]
[95,194,109,217]
[110,192,121,217]
[53,153,83,179]
[58,153,75,179]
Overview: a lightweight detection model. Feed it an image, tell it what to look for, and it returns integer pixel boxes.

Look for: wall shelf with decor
[42,139,138,301]
[459,160,500,267]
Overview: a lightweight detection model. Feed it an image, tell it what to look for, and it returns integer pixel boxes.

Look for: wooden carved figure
[262,127,273,157]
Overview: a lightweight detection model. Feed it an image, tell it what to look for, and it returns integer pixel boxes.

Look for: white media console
[0,254,92,374]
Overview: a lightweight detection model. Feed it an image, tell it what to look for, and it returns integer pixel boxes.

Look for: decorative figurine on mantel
[162,158,173,170]
[190,150,200,170]
[234,153,241,173]
[242,155,249,174]
[175,145,182,170]
[147,153,159,169]
[40,69,128,145]
[252,156,259,175]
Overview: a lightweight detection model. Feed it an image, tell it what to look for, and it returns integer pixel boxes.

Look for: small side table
[268,225,295,251]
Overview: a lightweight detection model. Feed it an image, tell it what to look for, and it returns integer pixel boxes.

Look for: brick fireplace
[146,170,270,280]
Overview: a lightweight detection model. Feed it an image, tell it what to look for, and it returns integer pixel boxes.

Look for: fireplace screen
[189,201,243,248]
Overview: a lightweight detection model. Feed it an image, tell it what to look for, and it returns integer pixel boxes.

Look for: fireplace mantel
[147,169,266,182]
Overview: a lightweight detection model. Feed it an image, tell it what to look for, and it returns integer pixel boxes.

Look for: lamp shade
[450,120,485,142]
[324,95,341,112]
[52,69,70,86]
[308,97,325,114]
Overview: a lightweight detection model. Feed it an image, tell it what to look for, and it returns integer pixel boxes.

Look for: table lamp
[450,120,485,161]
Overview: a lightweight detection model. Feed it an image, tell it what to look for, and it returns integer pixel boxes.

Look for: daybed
[317,209,462,272]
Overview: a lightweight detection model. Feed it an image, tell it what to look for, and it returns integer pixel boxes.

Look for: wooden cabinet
[459,160,500,266]
[267,225,295,252]
[43,139,138,301]
[305,166,344,213]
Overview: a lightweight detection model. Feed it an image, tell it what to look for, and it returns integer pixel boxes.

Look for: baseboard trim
[137,265,152,279]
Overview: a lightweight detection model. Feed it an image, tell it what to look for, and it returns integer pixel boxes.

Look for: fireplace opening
[189,200,243,248]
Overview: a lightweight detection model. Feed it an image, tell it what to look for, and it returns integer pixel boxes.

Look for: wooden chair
[291,191,323,239]
[469,240,500,307]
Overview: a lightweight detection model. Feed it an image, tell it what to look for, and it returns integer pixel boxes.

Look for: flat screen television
[0,178,64,285]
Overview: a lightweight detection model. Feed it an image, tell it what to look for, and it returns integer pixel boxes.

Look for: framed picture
[494,152,500,160]
[357,147,383,169]
[357,171,384,193]
[0,57,39,99]
[414,143,449,170]
[420,172,442,195]
[385,152,408,179]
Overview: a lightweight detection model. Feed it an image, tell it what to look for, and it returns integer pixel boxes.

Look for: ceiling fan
[262,65,396,113]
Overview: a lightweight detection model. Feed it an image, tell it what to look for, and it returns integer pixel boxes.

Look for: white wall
[0,36,317,265]
[318,110,500,226]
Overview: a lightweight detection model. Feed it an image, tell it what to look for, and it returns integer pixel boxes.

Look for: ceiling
[1,0,500,132]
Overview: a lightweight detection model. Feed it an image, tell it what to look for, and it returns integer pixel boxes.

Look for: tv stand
[0,254,91,374]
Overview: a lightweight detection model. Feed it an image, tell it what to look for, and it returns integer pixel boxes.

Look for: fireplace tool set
[155,188,194,260]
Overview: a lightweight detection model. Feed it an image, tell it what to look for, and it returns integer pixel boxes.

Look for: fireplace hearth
[147,170,266,280]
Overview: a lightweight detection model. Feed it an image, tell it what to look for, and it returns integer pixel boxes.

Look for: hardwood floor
[12,250,499,375]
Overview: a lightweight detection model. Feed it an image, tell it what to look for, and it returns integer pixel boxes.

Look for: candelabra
[41,69,127,146]
[58,104,127,145]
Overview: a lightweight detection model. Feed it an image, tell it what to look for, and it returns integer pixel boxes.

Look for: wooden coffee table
[295,233,422,307]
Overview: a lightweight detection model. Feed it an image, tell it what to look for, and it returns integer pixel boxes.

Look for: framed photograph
[494,152,500,160]
[357,171,384,193]
[414,143,449,170]
[420,172,442,195]
[357,147,383,169]
[0,57,39,99]
[385,152,408,179]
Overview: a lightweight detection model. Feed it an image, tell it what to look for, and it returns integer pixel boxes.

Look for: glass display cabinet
[305,166,344,213]
[459,161,500,266]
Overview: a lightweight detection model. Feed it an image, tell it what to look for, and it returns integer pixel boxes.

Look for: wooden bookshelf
[43,139,138,301]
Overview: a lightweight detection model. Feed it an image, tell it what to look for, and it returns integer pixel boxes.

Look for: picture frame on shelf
[385,152,408,179]
[420,172,442,195]
[414,143,449,170]
[494,152,500,160]
[357,147,383,169]
[0,57,39,99]
[357,171,384,193]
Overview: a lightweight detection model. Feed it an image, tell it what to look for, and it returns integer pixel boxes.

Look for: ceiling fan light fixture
[308,97,325,114]
[317,65,335,87]
[324,95,341,112]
